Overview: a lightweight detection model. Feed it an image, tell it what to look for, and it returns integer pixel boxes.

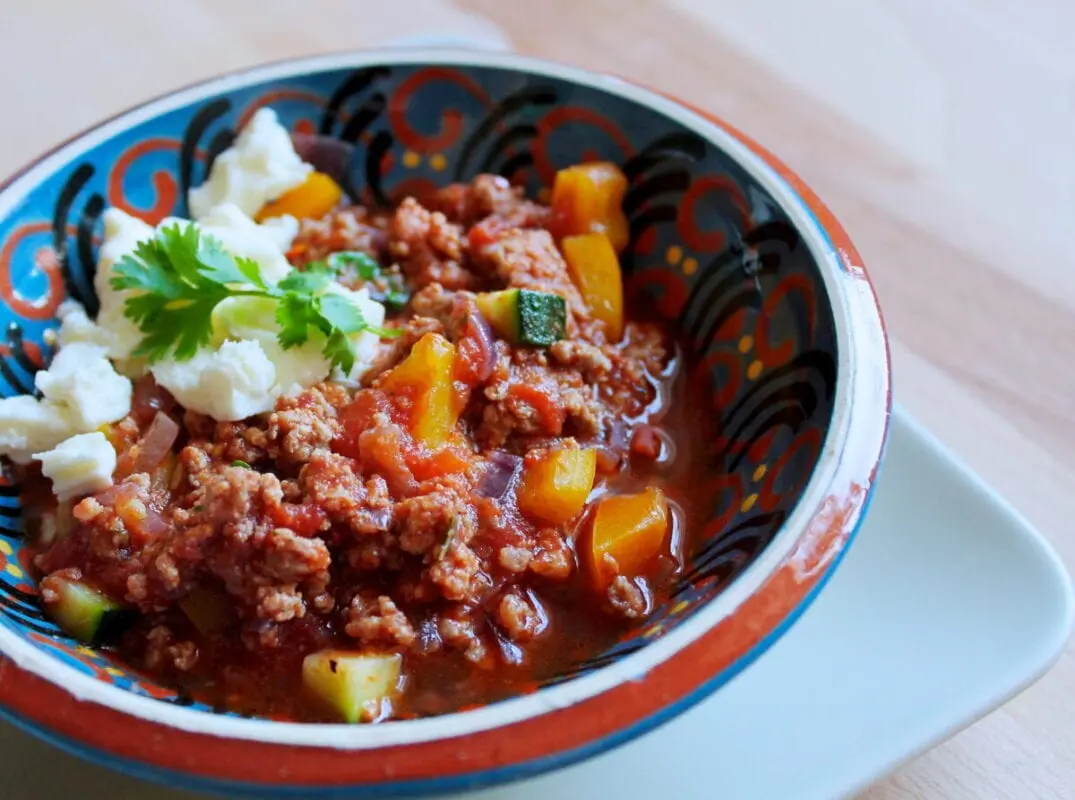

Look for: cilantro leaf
[275,293,318,348]
[317,293,368,335]
[278,265,333,294]
[323,329,356,375]
[112,222,399,370]
[327,251,381,281]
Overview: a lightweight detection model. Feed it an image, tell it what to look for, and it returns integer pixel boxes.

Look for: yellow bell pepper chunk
[379,333,458,448]
[561,233,625,341]
[517,445,597,526]
[549,162,630,252]
[589,487,669,588]
[255,171,342,222]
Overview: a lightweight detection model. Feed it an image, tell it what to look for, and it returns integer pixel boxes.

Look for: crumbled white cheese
[91,209,155,361]
[188,108,312,220]
[151,339,278,421]
[0,396,75,465]
[195,204,297,284]
[56,300,111,349]
[34,342,132,431]
[33,432,116,501]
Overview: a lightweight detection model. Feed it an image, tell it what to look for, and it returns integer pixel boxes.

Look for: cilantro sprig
[314,251,411,310]
[110,224,400,373]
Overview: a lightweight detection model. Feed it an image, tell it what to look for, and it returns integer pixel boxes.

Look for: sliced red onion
[478,451,522,499]
[133,412,180,473]
[608,419,630,450]
[131,374,176,426]
[138,507,171,537]
[461,302,497,383]
[291,133,355,185]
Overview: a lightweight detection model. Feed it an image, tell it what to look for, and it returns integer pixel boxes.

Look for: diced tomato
[271,503,328,536]
[335,390,392,459]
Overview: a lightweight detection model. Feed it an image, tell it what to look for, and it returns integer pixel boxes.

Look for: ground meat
[430,175,550,230]
[498,545,532,573]
[212,421,270,465]
[268,385,344,466]
[495,591,547,642]
[300,451,392,535]
[529,529,574,581]
[607,576,650,619]
[549,339,613,381]
[343,595,416,648]
[476,357,604,448]
[144,625,199,672]
[409,282,462,325]
[388,197,475,290]
[480,229,587,323]
[428,540,482,602]
[437,607,489,665]
[289,206,390,269]
[394,477,474,556]
[39,567,83,606]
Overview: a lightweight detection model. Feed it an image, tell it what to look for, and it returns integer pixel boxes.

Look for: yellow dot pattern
[429,153,447,172]
[0,539,11,555]
[738,335,753,353]
[740,493,758,513]
[671,599,691,616]
[747,359,763,380]
[105,667,125,677]
[5,563,23,579]
[665,245,683,265]
[752,464,767,482]
[401,150,421,169]
[682,257,698,276]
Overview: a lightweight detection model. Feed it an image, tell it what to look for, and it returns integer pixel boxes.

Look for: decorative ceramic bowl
[0,49,890,796]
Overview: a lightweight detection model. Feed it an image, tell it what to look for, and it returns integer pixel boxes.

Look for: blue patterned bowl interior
[0,61,836,715]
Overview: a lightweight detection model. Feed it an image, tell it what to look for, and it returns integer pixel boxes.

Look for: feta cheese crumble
[33,432,117,501]
[188,108,312,220]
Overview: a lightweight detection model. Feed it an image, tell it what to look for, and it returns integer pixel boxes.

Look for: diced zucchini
[45,577,128,644]
[476,289,566,347]
[179,586,234,636]
[302,650,403,723]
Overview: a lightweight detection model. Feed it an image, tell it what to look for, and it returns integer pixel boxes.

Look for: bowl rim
[0,46,892,790]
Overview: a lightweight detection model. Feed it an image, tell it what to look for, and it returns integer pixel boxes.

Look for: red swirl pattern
[701,472,745,544]
[388,68,489,153]
[531,106,634,185]
[0,222,64,320]
[692,348,741,410]
[676,175,751,252]
[0,337,46,368]
[758,427,823,513]
[236,89,327,132]
[753,273,816,368]
[108,138,179,224]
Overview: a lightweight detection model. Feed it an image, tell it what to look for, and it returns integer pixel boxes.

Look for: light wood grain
[0,1,1071,797]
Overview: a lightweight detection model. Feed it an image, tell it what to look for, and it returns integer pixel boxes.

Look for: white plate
[0,406,1069,799]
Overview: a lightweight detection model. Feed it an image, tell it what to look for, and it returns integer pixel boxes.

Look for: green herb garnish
[110,225,401,374]
[231,460,251,469]
[315,250,411,311]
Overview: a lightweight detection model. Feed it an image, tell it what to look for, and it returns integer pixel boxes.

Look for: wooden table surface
[1,1,1072,797]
